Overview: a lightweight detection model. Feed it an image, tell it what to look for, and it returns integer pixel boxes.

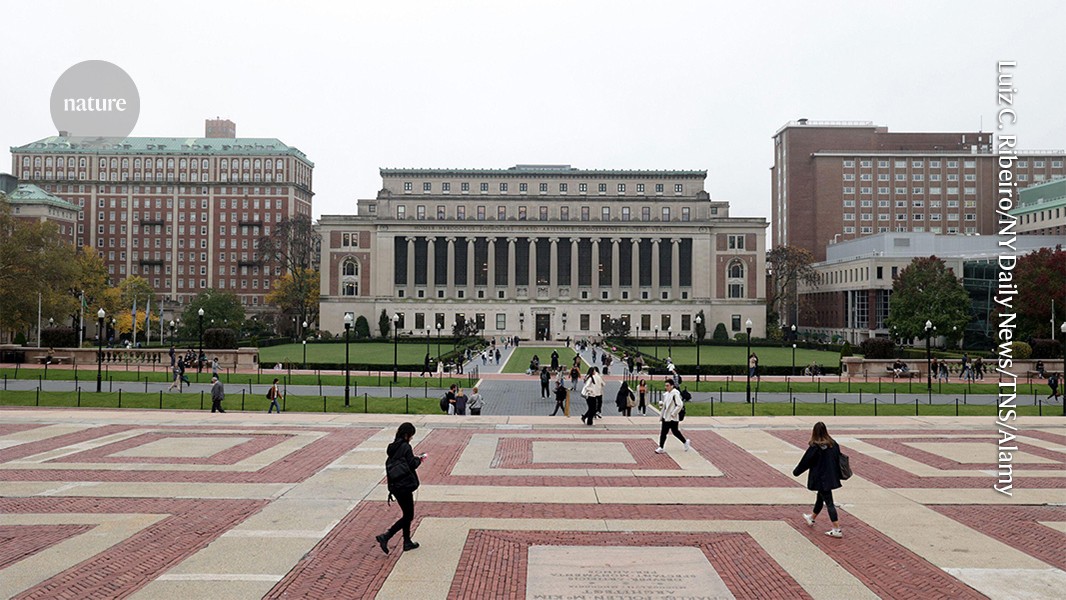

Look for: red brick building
[771,120,1066,261]
[10,120,314,311]
[0,174,79,244]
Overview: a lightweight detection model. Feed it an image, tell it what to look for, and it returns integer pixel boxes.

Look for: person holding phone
[376,422,425,554]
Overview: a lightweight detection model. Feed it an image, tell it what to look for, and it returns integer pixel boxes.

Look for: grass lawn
[639,378,1048,396]
[0,367,469,389]
[257,342,458,365]
[683,400,1052,417]
[629,344,840,367]
[503,347,586,374]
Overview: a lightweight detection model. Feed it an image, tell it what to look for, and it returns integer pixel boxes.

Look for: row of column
[402,236,682,300]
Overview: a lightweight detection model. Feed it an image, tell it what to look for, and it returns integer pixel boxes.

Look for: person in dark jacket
[792,421,844,538]
[540,367,551,398]
[210,376,225,413]
[615,381,635,417]
[550,380,568,416]
[376,422,424,554]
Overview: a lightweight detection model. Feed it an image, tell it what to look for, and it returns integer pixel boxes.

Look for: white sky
[4,0,1065,226]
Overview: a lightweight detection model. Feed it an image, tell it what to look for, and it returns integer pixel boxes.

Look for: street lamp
[925,320,933,391]
[745,318,753,403]
[792,342,797,377]
[436,322,443,362]
[694,315,702,384]
[791,323,796,342]
[197,308,205,373]
[667,326,673,359]
[561,312,568,336]
[519,312,525,333]
[96,308,105,392]
[302,320,308,370]
[169,320,175,346]
[392,313,400,383]
[654,327,659,359]
[343,314,352,407]
[425,328,431,358]
[1060,321,1065,417]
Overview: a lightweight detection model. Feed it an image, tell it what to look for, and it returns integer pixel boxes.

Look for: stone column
[466,236,476,298]
[611,237,621,300]
[406,236,416,298]
[426,236,436,293]
[527,237,537,296]
[651,238,661,292]
[487,237,497,295]
[507,237,517,298]
[591,237,600,299]
[549,237,559,297]
[570,237,579,298]
[445,237,456,298]
[631,238,640,298]
[671,238,681,300]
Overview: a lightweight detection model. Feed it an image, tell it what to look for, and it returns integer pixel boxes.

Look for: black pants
[211,398,225,413]
[550,399,565,416]
[658,420,686,448]
[594,395,603,415]
[813,490,838,522]
[385,490,415,543]
[581,396,597,425]
[541,382,550,398]
[638,392,646,414]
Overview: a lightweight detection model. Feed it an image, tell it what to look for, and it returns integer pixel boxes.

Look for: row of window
[396,204,697,222]
[843,213,977,221]
[843,186,978,195]
[844,173,976,181]
[403,181,686,195]
[25,156,290,170]
[842,226,975,234]
[842,158,1063,169]
[844,199,976,208]
[1019,207,1063,223]
[25,170,287,184]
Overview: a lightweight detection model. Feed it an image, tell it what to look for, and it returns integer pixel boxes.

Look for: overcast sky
[5,0,1065,226]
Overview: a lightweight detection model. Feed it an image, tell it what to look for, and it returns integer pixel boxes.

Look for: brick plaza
[0,408,1062,599]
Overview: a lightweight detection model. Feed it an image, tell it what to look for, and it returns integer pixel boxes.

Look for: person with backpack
[267,378,282,414]
[792,421,845,538]
[1048,373,1061,403]
[616,381,635,417]
[440,384,457,415]
[579,366,604,426]
[540,367,551,398]
[375,422,424,554]
[569,365,581,390]
[656,379,690,454]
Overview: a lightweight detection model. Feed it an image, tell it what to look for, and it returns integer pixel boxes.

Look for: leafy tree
[117,276,155,312]
[712,323,729,342]
[378,309,391,339]
[354,315,371,339]
[265,268,320,328]
[767,245,819,326]
[177,289,246,339]
[885,256,971,343]
[452,318,480,339]
[66,247,110,331]
[694,310,707,341]
[602,317,630,338]
[1013,246,1065,340]
[257,215,319,329]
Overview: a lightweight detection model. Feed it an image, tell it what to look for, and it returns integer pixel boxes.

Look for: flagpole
[132,296,137,347]
[37,292,42,348]
[145,299,151,346]
[79,290,84,347]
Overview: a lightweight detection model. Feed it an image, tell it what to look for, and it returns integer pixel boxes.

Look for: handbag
[839,452,852,480]
[626,393,636,408]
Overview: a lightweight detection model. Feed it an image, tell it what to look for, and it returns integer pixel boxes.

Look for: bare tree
[767,245,819,327]
[257,215,320,331]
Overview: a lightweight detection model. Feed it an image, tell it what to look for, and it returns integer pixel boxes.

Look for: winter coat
[385,438,422,494]
[581,373,605,398]
[793,443,843,492]
[660,388,684,422]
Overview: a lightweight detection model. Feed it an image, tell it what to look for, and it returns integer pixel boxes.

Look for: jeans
[813,490,838,522]
[268,399,281,413]
[658,420,686,448]
[385,490,415,543]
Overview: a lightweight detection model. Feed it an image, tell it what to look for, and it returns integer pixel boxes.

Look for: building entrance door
[535,314,551,341]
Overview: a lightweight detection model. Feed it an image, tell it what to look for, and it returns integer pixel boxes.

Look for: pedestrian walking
[468,386,484,415]
[569,365,581,390]
[550,350,560,373]
[540,367,551,399]
[793,422,845,538]
[638,378,648,414]
[375,422,424,554]
[167,361,184,392]
[494,348,501,364]
[748,353,759,379]
[579,367,605,426]
[616,380,635,417]
[267,378,282,414]
[420,353,431,377]
[211,357,220,380]
[655,379,690,454]
[1048,373,1061,403]
[210,375,226,413]
[550,380,567,416]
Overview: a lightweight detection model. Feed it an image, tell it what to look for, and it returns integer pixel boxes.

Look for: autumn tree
[265,269,320,329]
[177,289,246,340]
[258,215,319,329]
[885,256,971,343]
[1013,246,1065,339]
[767,245,819,327]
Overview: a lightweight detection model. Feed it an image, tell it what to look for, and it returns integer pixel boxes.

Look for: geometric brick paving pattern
[1,409,1063,599]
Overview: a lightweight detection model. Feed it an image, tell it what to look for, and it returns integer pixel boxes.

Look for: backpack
[839,452,853,480]
[440,394,450,412]
[680,389,692,402]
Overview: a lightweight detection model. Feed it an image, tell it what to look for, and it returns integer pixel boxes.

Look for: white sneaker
[825,528,842,538]
[803,514,815,527]
[654,447,665,454]
[684,440,691,452]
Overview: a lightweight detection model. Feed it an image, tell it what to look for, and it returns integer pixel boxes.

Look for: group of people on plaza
[441,383,484,415]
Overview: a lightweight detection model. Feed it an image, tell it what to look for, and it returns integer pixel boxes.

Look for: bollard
[956,398,959,416]
[36,388,39,406]
[3,374,5,390]
[159,390,163,409]
[751,395,755,417]
[323,396,327,413]
[241,389,246,411]
[78,387,82,407]
[824,390,828,404]
[833,396,836,416]
[894,390,897,404]
[874,396,877,416]
[145,378,149,393]
[118,388,121,408]
[389,380,393,398]
[364,392,368,414]
[109,378,113,393]
[710,394,714,416]
[859,390,862,404]
[915,397,919,416]
[118,389,122,408]
[425,381,428,398]
[283,394,287,412]
[200,391,204,410]
[792,395,796,416]
[406,393,409,414]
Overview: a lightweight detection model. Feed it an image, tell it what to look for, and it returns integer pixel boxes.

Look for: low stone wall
[0,345,260,370]
[841,357,1059,380]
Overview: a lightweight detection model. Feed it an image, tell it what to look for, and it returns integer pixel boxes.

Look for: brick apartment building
[771,120,1066,261]
[0,173,79,244]
[10,119,314,313]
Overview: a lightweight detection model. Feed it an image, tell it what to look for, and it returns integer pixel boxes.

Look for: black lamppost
[197,308,205,373]
[392,313,400,383]
[1060,321,1065,417]
[343,314,352,407]
[667,327,673,359]
[654,327,659,359]
[436,322,443,362]
[791,323,796,342]
[425,328,431,357]
[96,308,105,393]
[694,315,702,384]
[169,320,175,346]
[925,319,933,391]
[745,318,753,403]
[302,320,308,370]
[792,342,797,377]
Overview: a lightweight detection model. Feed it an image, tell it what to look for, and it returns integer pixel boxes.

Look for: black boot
[403,540,420,551]
[376,533,390,554]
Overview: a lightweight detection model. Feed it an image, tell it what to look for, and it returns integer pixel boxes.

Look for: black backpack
[440,394,450,412]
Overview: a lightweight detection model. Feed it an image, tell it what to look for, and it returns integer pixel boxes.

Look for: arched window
[727,259,745,298]
[341,258,359,296]
[728,260,744,279]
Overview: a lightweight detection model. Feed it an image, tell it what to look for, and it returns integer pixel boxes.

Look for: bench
[33,355,72,365]
[885,366,920,379]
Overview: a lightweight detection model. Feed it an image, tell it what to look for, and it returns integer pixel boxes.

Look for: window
[456,205,466,220]
[727,234,745,250]
[496,314,506,330]
[674,184,683,193]
[598,183,607,193]
[423,182,431,192]
[560,183,568,193]
[727,259,745,298]
[539,182,548,193]
[602,207,610,220]
[341,259,359,296]
[342,232,359,247]
[437,205,446,219]
[480,183,489,192]
[442,182,451,192]
[661,207,670,221]
[416,205,426,220]
[579,183,588,193]
[404,182,412,192]
[461,182,470,192]
[498,206,506,220]
[655,183,664,193]
[560,206,569,220]
[500,182,508,192]
[518,206,527,220]
[641,206,651,221]
[617,183,626,193]
[519,183,528,192]
[681,207,690,221]
[581,206,590,221]
[539,206,548,221]
[636,183,645,193]
[476,205,485,220]
[621,206,630,221]
[396,205,406,219]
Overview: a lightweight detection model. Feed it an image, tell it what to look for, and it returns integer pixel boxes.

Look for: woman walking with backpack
[267,378,282,414]
[793,421,845,538]
[375,422,425,554]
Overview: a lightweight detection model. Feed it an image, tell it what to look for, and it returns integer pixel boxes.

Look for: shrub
[712,323,729,342]
[1029,338,1060,359]
[203,328,238,349]
[1011,341,1032,360]
[733,332,748,343]
[41,327,78,348]
[14,332,27,346]
[840,341,853,358]
[860,338,895,359]
[354,315,371,339]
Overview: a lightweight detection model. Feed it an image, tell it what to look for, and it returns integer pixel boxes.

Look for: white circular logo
[50,60,139,141]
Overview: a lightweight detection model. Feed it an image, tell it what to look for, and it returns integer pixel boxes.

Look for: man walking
[210,375,226,413]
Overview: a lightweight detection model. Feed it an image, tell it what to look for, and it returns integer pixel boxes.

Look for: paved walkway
[0,408,1061,599]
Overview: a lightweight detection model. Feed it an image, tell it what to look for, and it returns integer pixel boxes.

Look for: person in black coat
[792,421,844,538]
[376,422,424,553]
[550,380,568,416]
[540,367,551,398]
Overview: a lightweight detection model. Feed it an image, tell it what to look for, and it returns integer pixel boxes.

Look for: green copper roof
[380,165,706,178]
[13,136,312,164]
[1,183,80,211]
[1013,178,1066,214]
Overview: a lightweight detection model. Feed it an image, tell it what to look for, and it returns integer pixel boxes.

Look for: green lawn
[637,378,1048,396]
[630,344,840,367]
[683,400,1054,417]
[257,342,457,365]
[0,367,468,389]
[503,347,586,374]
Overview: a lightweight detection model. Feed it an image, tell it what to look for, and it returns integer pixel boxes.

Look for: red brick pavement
[0,497,267,600]
[492,437,682,470]
[267,502,985,600]
[860,436,1063,471]
[49,431,293,465]
[770,429,1066,489]
[0,423,46,437]
[416,429,796,488]
[932,506,1066,570]
[0,524,94,570]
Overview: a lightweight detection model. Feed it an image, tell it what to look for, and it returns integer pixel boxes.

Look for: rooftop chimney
[205,118,236,138]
